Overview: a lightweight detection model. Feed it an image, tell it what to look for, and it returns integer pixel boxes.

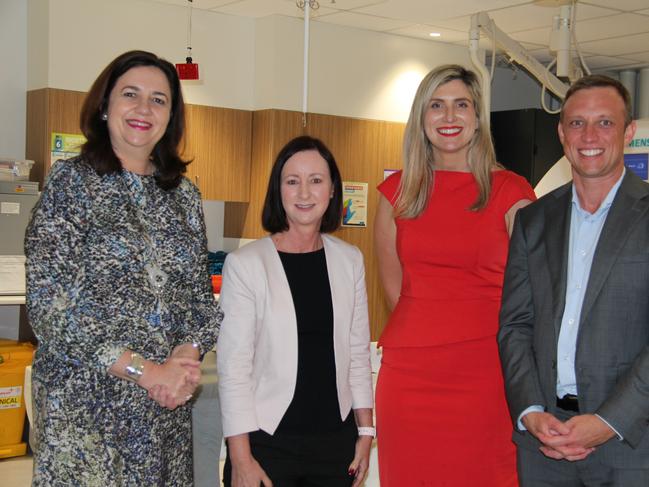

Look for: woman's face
[280,149,333,232]
[423,79,478,165]
[106,65,172,162]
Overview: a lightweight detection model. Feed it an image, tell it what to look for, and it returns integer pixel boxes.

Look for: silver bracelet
[357,426,376,438]
[125,352,145,382]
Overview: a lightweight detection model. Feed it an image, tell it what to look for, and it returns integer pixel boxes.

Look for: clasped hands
[522,411,616,462]
[141,344,202,410]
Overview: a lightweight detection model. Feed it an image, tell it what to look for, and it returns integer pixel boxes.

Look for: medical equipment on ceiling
[468,1,649,193]
[469,1,591,114]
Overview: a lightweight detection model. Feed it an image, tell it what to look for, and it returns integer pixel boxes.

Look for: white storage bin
[0,159,35,181]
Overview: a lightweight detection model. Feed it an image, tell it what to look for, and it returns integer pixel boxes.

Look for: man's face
[558,86,636,184]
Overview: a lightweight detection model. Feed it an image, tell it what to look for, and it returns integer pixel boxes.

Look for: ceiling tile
[125,0,649,70]
[355,0,529,23]
[579,32,649,57]
[314,11,412,31]
[438,2,615,33]
[482,3,614,33]
[213,0,336,18]
[151,0,235,8]
[570,13,649,42]
[579,0,649,11]
[309,0,389,9]
[511,12,649,47]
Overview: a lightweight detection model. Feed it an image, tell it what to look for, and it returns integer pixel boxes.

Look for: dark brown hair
[262,136,343,234]
[79,50,188,190]
[561,74,633,126]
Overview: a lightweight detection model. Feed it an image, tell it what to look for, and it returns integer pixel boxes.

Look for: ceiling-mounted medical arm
[470,11,569,100]
[469,14,492,114]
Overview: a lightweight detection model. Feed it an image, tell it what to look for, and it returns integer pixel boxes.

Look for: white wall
[40,0,256,109]
[254,15,473,123]
[36,1,474,122]
[0,0,28,160]
[20,1,558,125]
[27,0,49,91]
[12,0,554,257]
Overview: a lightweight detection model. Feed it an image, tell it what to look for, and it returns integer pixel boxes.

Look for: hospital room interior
[2,0,649,485]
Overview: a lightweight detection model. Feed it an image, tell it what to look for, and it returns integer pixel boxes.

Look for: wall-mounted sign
[342,181,368,227]
[51,133,86,167]
[625,153,648,181]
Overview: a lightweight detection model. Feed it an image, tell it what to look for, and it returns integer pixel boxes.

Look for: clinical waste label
[0,386,22,409]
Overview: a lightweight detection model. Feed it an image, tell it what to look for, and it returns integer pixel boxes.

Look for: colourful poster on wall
[627,121,649,181]
[342,181,368,227]
[51,133,86,167]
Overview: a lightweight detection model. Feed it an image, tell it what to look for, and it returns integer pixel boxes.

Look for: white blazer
[217,234,373,438]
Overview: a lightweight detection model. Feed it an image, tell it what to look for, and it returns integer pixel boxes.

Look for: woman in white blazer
[217,136,374,487]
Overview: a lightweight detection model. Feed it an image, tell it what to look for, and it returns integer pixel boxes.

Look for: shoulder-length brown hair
[79,50,188,190]
[396,64,499,218]
[262,136,343,234]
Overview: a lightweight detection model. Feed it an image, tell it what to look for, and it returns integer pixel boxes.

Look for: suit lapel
[260,236,298,334]
[580,172,649,325]
[322,235,354,360]
[322,235,343,339]
[544,183,572,336]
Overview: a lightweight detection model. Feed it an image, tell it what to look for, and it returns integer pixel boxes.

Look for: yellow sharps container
[0,340,34,458]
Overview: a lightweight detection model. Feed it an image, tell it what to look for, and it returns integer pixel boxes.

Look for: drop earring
[101,113,108,121]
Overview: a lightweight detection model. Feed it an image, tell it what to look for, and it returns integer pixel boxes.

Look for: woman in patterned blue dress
[25,50,222,486]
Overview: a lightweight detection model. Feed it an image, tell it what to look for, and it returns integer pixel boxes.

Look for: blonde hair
[395,64,500,218]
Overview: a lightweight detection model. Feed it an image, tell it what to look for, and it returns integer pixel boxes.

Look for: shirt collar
[571,167,625,217]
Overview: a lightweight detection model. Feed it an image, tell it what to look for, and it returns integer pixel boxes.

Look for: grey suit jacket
[498,170,649,468]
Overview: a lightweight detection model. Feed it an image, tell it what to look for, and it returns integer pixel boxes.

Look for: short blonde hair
[396,64,499,218]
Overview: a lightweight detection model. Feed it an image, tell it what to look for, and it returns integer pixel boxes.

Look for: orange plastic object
[0,340,34,458]
[211,274,222,294]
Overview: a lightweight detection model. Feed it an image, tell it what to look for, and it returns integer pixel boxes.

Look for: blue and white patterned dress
[25,157,222,486]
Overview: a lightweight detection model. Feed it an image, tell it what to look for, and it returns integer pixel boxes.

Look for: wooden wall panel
[224,109,405,339]
[25,89,49,185]
[26,89,405,338]
[26,88,251,202]
[307,113,404,340]
[225,109,304,237]
[183,105,252,201]
[26,88,85,184]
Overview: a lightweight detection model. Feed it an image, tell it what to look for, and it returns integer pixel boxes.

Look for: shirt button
[581,250,587,256]
[568,318,575,325]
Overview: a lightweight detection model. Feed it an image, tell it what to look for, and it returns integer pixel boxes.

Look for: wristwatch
[125,352,145,382]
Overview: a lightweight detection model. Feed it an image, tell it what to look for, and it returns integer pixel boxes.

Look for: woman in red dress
[374,64,536,486]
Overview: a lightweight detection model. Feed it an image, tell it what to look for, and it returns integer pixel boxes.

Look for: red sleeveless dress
[375,170,535,487]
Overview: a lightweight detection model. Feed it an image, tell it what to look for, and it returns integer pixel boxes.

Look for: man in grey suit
[498,74,649,486]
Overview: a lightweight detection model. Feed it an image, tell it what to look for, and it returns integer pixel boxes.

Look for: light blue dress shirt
[518,170,625,433]
[556,171,624,397]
